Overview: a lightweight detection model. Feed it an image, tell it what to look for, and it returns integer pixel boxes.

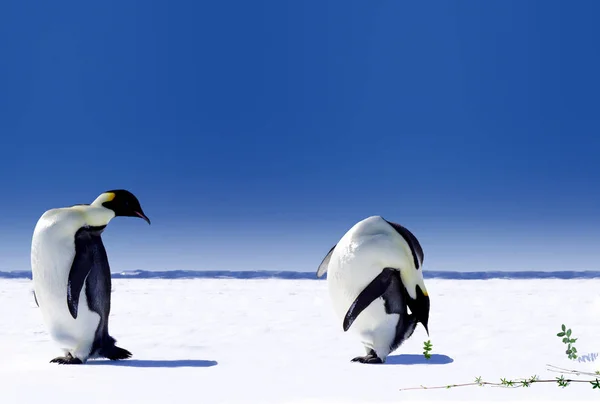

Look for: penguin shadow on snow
[384,353,453,366]
[86,359,218,368]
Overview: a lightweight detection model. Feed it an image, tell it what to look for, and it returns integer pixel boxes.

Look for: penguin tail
[102,345,132,361]
[99,336,132,361]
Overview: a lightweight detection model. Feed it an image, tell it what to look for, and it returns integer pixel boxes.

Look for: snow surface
[1,274,599,403]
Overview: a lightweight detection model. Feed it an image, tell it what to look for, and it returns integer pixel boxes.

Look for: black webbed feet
[50,353,83,365]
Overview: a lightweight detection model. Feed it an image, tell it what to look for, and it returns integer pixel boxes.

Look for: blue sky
[1,0,599,272]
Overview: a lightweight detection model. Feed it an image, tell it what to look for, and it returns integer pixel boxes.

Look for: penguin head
[95,189,151,224]
[397,267,430,335]
[408,283,430,335]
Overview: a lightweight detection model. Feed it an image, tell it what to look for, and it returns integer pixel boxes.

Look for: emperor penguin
[31,189,150,364]
[316,216,430,364]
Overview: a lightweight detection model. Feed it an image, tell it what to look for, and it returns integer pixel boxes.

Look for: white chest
[31,213,78,301]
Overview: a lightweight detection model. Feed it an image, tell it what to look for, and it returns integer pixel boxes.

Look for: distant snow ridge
[2,269,600,280]
[113,270,317,280]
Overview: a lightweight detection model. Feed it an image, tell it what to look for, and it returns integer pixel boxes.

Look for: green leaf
[563,338,569,343]
[562,324,566,331]
[567,329,572,337]
[570,338,577,343]
[557,332,565,337]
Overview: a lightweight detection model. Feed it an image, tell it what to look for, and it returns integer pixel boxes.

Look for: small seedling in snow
[423,340,433,360]
[400,375,598,391]
[556,375,570,388]
[557,324,578,360]
[400,324,599,392]
[519,375,538,387]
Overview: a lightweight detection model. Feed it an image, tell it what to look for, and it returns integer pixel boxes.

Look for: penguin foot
[351,352,383,364]
[101,345,132,361]
[50,353,83,365]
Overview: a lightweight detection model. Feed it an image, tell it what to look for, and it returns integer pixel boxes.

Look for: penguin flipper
[343,267,396,332]
[316,244,336,278]
[67,257,91,319]
[67,226,107,320]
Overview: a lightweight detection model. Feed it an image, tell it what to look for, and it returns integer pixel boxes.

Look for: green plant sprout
[423,340,433,360]
[400,324,599,392]
[399,375,600,391]
[557,324,578,360]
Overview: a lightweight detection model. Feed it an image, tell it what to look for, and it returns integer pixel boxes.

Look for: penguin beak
[134,211,151,225]
[407,285,430,335]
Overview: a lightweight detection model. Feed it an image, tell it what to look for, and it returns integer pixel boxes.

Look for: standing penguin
[316,216,430,364]
[31,189,150,364]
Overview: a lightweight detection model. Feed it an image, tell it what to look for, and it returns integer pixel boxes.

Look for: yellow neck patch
[91,192,116,206]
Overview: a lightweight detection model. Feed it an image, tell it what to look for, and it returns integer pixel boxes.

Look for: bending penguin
[31,189,150,364]
[316,215,430,364]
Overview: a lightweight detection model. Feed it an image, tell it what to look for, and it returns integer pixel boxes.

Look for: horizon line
[2,269,600,280]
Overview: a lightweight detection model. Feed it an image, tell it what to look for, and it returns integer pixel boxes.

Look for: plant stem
[546,364,599,377]
[399,378,595,391]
